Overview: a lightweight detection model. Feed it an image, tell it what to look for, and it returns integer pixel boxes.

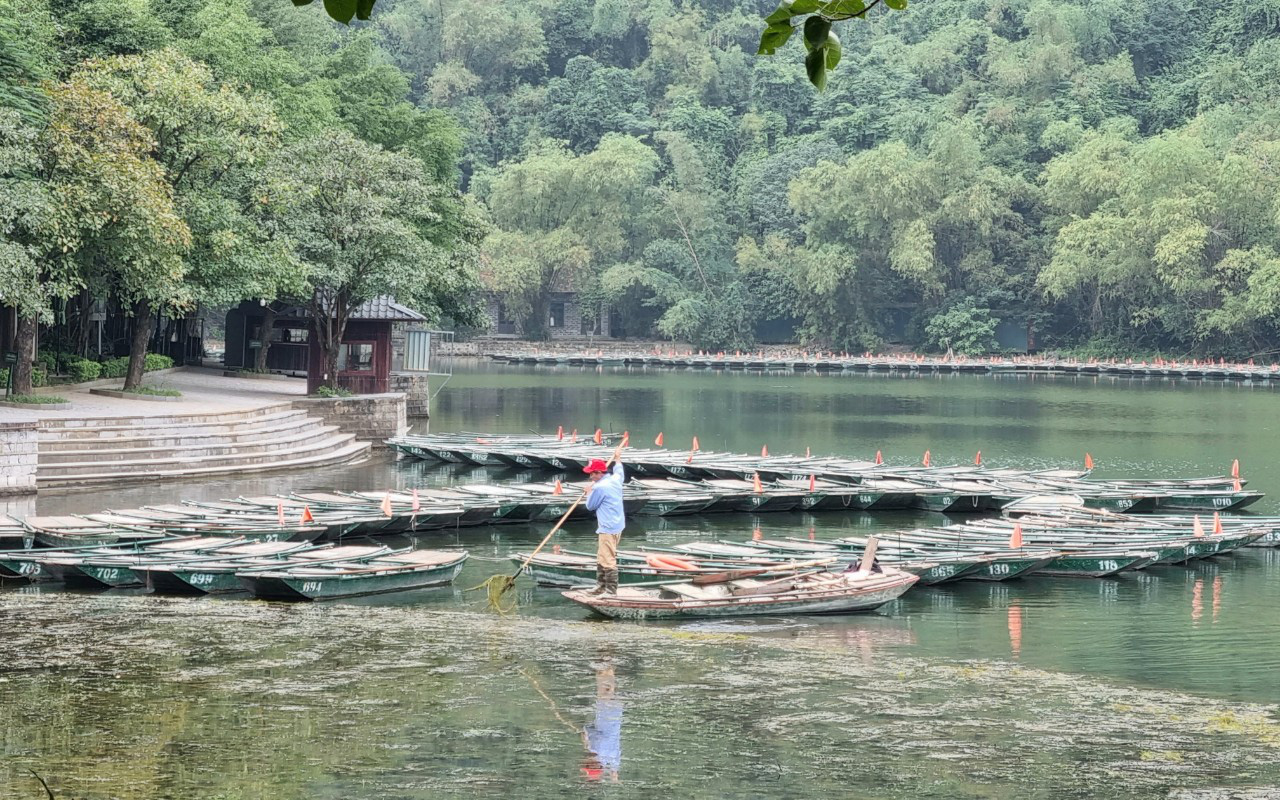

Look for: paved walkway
[1,368,307,422]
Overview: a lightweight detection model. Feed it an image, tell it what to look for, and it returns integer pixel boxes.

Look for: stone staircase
[36,402,370,487]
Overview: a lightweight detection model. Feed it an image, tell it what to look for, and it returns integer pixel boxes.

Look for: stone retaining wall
[292,393,406,445]
[389,373,430,417]
[0,418,38,495]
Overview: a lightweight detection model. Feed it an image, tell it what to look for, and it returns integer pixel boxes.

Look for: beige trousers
[596,534,620,570]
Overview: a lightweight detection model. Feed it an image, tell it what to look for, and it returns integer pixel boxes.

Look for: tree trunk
[124,301,152,390]
[11,314,36,396]
[77,293,92,358]
[311,290,349,392]
[254,303,276,372]
[524,292,549,341]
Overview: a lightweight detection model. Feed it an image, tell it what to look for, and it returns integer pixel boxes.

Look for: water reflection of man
[580,661,622,783]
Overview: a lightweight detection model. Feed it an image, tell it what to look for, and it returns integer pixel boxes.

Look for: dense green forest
[4,0,1280,390]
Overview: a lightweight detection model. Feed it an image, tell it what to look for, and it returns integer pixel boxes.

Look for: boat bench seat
[661,583,726,601]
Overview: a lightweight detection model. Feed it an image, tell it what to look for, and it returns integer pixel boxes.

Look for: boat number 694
[301,581,323,593]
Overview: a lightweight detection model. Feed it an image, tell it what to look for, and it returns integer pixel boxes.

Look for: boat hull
[563,574,917,620]
[239,560,466,601]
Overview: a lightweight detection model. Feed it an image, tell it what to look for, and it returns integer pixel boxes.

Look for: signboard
[2,352,16,365]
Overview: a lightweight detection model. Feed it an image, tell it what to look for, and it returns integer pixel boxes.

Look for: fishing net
[468,573,518,614]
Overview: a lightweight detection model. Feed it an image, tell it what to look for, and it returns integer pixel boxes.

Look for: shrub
[144,353,174,371]
[313,385,353,398]
[100,357,129,379]
[35,350,59,373]
[0,366,49,388]
[65,357,102,382]
[924,300,999,356]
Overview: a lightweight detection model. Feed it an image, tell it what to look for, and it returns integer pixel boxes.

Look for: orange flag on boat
[571,428,578,443]
[654,432,664,447]
[761,444,769,457]
[411,489,421,512]
[300,505,314,524]
[806,446,811,458]
[621,431,630,447]
[557,425,564,441]
[752,473,764,494]
[1231,459,1240,479]
[553,478,563,495]
[1085,453,1094,470]
[1234,478,1242,492]
[875,450,883,465]
[808,474,816,492]
[381,493,393,517]
[1009,522,1023,549]
[922,450,931,467]
[593,428,603,445]
[1213,512,1223,534]
[752,527,762,541]
[1193,515,1205,537]
[692,436,700,451]
[975,451,982,466]
[277,502,285,526]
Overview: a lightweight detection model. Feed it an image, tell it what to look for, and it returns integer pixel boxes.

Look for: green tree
[261,129,479,389]
[0,82,189,395]
[478,135,658,338]
[76,48,297,387]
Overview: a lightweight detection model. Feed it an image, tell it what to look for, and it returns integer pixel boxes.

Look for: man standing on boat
[584,444,626,595]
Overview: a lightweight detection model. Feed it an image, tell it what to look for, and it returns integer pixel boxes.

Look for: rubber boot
[604,568,619,595]
[586,566,607,595]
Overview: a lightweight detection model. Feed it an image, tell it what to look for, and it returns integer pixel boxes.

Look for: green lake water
[5,361,1280,798]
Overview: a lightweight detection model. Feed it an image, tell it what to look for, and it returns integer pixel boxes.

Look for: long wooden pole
[512,443,624,577]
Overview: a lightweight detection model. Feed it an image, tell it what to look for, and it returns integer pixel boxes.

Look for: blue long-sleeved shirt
[586,698,623,772]
[585,462,626,534]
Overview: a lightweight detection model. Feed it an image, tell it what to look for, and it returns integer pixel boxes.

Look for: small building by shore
[224,297,432,410]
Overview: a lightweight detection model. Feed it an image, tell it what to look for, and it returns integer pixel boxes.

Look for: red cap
[583,459,609,474]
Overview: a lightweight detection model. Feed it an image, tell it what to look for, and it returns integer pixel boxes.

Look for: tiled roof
[350,296,427,321]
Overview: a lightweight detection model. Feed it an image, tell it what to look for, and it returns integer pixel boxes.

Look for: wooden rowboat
[563,567,918,620]
[238,549,468,601]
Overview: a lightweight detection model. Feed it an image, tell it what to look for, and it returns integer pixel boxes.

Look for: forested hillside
[5,0,1280,360]
[369,0,1280,356]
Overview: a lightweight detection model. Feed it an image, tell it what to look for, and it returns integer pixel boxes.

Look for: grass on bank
[3,394,69,404]
[124,386,182,397]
